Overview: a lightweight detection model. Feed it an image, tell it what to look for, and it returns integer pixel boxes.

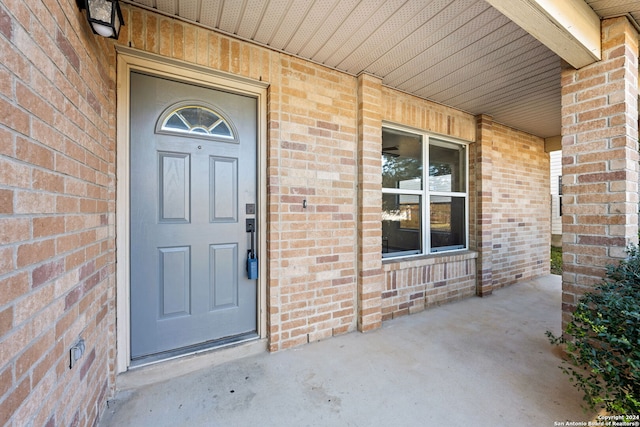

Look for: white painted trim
[486,0,601,69]
[115,46,269,374]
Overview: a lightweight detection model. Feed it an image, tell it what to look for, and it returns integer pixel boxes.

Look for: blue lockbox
[247,254,258,280]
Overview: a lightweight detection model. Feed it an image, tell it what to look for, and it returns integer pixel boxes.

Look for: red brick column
[474,114,494,296]
[357,73,384,331]
[561,17,639,327]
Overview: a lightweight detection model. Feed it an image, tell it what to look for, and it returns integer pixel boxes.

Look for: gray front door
[129,71,257,361]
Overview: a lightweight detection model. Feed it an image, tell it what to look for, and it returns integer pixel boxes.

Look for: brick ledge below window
[382,250,478,271]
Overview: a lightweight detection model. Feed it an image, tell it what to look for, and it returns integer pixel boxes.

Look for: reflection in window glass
[160,106,233,138]
[430,196,466,252]
[382,193,422,256]
[382,128,422,190]
[381,126,468,258]
[429,141,465,193]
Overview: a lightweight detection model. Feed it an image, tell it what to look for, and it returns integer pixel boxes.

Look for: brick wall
[0,1,116,426]
[357,74,384,332]
[382,252,477,320]
[472,114,495,296]
[381,87,476,141]
[491,123,550,287]
[1,2,559,425]
[471,118,550,292]
[560,17,639,326]
[266,55,359,350]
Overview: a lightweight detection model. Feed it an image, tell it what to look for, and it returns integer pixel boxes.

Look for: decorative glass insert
[158,105,234,140]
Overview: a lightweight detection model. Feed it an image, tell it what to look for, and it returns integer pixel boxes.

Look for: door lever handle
[246,218,258,279]
[246,218,256,257]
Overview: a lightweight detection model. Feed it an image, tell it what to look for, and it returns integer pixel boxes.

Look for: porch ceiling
[123,0,640,139]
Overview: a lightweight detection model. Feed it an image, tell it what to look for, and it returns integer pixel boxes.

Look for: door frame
[115,46,269,373]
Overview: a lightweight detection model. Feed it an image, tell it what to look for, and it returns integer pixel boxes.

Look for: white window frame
[382,123,469,258]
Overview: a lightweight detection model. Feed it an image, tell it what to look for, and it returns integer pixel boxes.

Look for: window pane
[382,128,422,190]
[429,141,465,192]
[165,114,189,131]
[180,107,219,128]
[160,106,235,139]
[430,196,465,252]
[382,193,421,256]
[213,121,232,137]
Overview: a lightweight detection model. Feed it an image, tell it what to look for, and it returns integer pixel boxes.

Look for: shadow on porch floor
[99,275,591,427]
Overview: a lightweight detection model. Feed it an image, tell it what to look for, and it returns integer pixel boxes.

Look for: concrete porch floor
[99,275,594,427]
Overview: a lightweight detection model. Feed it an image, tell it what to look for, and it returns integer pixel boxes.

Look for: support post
[474,114,494,296]
[560,16,639,328]
[356,73,384,331]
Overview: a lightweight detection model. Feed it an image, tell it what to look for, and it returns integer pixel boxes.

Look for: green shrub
[547,246,640,414]
[550,246,562,275]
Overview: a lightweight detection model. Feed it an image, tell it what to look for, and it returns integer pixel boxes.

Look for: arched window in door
[156,102,237,142]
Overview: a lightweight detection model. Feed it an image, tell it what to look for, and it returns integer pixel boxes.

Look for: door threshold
[117,337,266,391]
[130,332,260,368]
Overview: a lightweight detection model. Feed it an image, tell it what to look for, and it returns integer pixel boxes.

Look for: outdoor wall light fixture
[76,0,124,39]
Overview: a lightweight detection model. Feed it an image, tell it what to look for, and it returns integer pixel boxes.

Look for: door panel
[159,152,190,223]
[159,246,190,317]
[130,72,258,361]
[210,156,238,222]
[210,243,238,309]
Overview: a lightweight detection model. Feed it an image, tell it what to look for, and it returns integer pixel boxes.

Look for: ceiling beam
[485,0,601,69]
[545,135,562,152]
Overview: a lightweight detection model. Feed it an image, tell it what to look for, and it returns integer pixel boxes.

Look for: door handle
[246,219,258,280]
